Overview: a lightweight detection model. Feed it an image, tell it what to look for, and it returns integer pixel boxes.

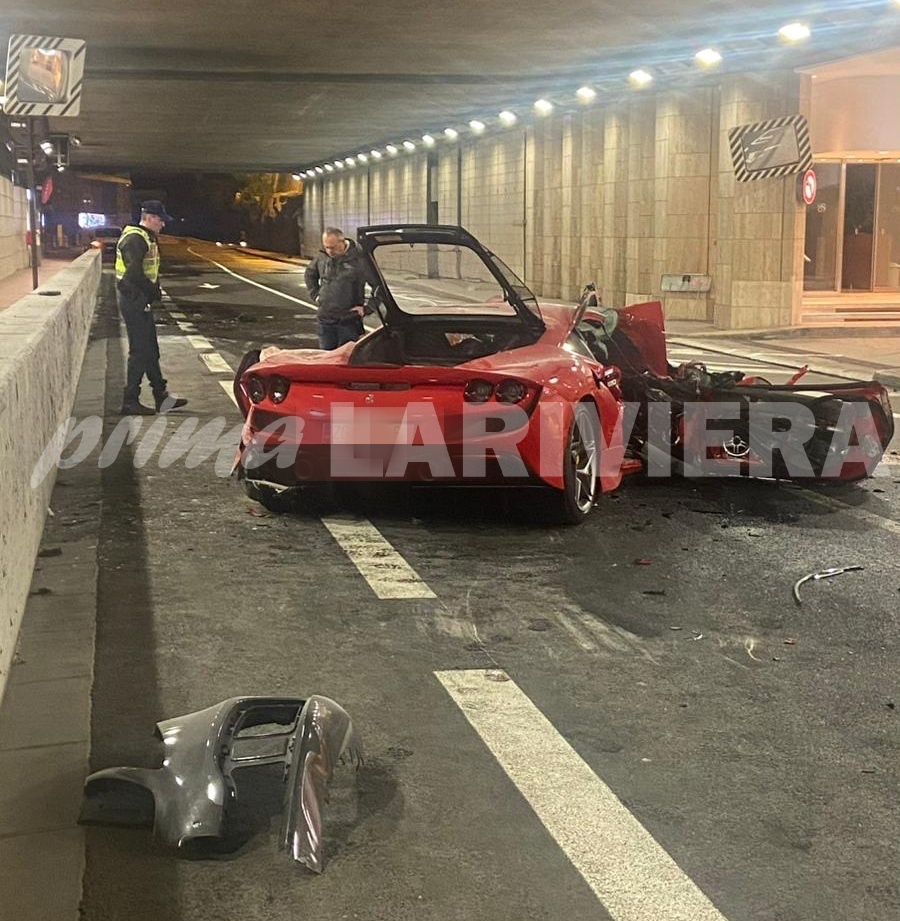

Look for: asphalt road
[78,239,900,921]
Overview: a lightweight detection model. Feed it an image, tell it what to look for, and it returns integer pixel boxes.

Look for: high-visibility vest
[115,225,160,282]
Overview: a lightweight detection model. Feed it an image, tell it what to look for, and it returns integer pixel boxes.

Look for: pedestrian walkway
[0,257,81,312]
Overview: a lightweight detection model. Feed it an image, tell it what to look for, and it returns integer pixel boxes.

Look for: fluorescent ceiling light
[315,166,324,174]
[694,48,722,68]
[324,163,334,171]
[576,86,596,102]
[778,22,810,42]
[443,127,458,140]
[629,69,654,87]
[385,144,399,155]
[291,172,302,180]
[469,119,486,133]
[345,156,356,165]
[370,150,383,159]
[422,134,435,146]
[403,140,416,151]
[499,110,517,126]
[533,98,554,115]
[357,153,368,162]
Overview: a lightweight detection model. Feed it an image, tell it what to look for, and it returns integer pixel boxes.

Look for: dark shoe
[120,400,156,416]
[155,392,188,412]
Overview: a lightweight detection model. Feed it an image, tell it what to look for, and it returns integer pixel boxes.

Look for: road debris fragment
[792,565,864,605]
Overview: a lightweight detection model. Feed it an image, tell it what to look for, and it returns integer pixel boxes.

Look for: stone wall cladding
[0,250,101,702]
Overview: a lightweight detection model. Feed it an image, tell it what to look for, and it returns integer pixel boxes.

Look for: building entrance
[804,161,900,293]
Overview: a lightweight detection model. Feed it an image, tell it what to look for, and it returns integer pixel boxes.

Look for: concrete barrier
[0,250,101,702]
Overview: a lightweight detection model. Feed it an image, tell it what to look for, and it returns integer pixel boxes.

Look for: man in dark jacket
[304,227,376,349]
[115,200,188,415]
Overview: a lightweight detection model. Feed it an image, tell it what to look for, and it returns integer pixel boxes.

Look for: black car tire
[539,401,600,525]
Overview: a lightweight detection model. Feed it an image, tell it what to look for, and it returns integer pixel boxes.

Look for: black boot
[120,389,156,415]
[155,392,188,413]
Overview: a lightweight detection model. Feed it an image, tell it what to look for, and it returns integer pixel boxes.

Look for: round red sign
[801,168,817,205]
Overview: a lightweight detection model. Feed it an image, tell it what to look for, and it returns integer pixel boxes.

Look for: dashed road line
[321,516,437,599]
[200,351,236,374]
[436,668,730,921]
[186,334,214,350]
[219,381,238,406]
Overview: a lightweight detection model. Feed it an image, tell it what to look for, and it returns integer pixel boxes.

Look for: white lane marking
[219,381,238,406]
[187,245,317,310]
[186,334,214,351]
[436,669,729,921]
[555,611,597,651]
[169,311,187,319]
[198,283,220,289]
[177,322,198,333]
[320,517,436,599]
[798,489,900,536]
[200,352,235,374]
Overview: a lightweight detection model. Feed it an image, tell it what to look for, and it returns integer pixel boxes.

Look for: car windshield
[369,240,541,322]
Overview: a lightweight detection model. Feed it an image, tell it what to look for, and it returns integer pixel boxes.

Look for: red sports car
[233,225,894,523]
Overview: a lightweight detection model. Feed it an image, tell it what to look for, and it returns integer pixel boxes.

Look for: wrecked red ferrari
[232,224,894,523]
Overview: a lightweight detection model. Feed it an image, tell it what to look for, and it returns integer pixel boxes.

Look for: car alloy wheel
[569,402,599,514]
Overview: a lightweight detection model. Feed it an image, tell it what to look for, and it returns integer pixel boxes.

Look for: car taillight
[464,379,494,403]
[247,374,266,404]
[496,379,527,403]
[601,365,622,390]
[269,376,290,404]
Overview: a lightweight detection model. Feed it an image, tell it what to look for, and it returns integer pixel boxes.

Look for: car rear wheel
[540,402,600,525]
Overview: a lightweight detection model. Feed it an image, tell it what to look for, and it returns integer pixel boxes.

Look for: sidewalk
[666,319,900,389]
[0,257,81,313]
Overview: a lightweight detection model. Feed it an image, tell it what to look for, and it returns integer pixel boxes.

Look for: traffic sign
[800,168,817,205]
[4,35,86,117]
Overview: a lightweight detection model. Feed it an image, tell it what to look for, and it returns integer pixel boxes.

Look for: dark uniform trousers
[118,295,167,401]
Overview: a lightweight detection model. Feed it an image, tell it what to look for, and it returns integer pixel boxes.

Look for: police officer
[115,200,188,415]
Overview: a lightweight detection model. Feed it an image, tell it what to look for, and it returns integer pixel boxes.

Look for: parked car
[86,226,122,260]
[232,224,894,523]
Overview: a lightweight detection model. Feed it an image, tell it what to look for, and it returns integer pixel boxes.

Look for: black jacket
[116,223,161,306]
[304,239,376,324]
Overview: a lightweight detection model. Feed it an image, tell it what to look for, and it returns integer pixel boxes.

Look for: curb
[874,369,900,390]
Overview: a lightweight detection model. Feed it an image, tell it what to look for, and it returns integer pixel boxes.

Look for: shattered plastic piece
[82,696,360,872]
[792,565,864,605]
[634,558,653,565]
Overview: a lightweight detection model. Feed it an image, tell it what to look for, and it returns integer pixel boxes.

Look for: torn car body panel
[82,695,360,871]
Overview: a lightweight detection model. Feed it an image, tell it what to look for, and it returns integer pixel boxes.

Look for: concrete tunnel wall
[0,250,101,702]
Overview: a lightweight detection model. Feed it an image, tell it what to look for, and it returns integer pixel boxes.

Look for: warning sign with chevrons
[728,114,812,182]
[4,34,86,117]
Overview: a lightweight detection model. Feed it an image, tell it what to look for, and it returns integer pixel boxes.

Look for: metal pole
[26,118,40,289]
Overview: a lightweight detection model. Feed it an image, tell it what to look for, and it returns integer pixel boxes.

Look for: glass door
[874,163,900,289]
[841,163,877,290]
[803,163,842,291]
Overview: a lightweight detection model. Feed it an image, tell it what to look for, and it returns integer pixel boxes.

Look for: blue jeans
[318,316,364,350]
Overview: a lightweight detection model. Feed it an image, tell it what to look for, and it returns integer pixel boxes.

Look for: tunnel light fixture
[70,135,81,147]
[315,166,324,174]
[694,48,722,68]
[778,22,810,43]
[468,119,486,134]
[334,160,345,169]
[422,134,436,147]
[443,127,459,140]
[386,144,399,155]
[370,149,383,159]
[16,156,28,164]
[291,172,302,180]
[533,98,554,115]
[498,110,517,126]
[324,163,335,172]
[357,153,368,163]
[39,140,54,154]
[628,69,654,87]
[576,86,597,103]
[402,140,416,152]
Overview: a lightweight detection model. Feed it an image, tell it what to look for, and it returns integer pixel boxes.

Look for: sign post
[4,34,87,288]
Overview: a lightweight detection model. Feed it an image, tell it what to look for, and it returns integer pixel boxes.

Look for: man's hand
[351,305,365,317]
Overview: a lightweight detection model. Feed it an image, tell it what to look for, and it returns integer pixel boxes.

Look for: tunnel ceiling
[1,1,898,173]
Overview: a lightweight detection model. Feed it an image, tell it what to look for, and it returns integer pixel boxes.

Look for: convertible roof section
[356,224,545,333]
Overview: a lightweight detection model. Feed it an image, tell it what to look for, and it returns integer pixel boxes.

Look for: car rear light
[269,376,290,404]
[247,374,266,404]
[496,379,527,403]
[464,379,494,403]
